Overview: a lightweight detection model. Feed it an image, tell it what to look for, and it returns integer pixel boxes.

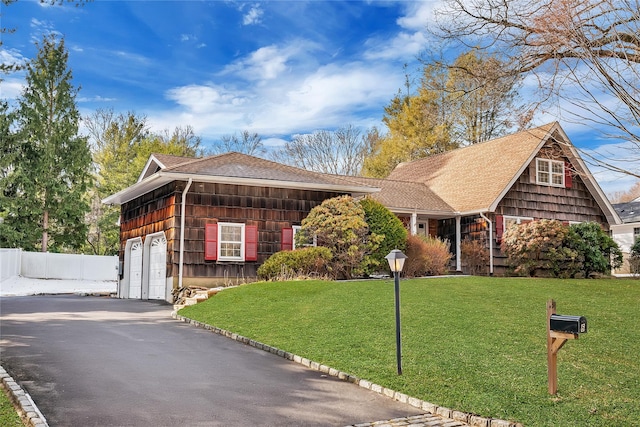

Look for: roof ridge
[395,122,557,170]
[161,152,229,172]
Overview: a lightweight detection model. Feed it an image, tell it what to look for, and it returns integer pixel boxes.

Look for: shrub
[630,239,640,275]
[501,219,581,277]
[300,195,382,279]
[461,238,489,275]
[359,197,407,274]
[403,235,452,277]
[566,222,623,276]
[257,247,333,280]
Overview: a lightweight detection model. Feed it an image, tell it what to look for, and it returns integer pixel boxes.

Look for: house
[611,199,640,274]
[104,122,620,301]
[103,153,380,300]
[365,122,620,274]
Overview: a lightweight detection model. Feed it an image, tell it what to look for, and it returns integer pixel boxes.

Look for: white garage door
[129,241,143,299]
[148,235,167,300]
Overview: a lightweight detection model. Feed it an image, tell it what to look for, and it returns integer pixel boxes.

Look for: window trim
[503,215,534,234]
[536,158,565,187]
[292,225,317,249]
[218,222,245,261]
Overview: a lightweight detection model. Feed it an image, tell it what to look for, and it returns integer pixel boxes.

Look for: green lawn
[179,276,640,426]
[0,388,23,427]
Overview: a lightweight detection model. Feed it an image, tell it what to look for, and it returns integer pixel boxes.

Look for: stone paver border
[0,365,48,427]
[172,312,523,427]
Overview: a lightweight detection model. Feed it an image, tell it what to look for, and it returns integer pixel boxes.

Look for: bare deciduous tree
[272,125,371,176]
[436,0,640,178]
[210,130,266,157]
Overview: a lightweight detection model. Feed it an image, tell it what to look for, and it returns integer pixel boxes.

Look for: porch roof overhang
[102,171,380,205]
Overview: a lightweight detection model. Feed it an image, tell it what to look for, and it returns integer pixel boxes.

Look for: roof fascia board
[102,173,169,205]
[103,171,380,205]
[164,172,381,194]
[386,207,456,217]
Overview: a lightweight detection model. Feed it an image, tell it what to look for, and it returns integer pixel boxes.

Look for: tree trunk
[42,210,48,252]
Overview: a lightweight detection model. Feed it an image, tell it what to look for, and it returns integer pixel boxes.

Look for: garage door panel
[148,236,167,300]
[129,241,143,299]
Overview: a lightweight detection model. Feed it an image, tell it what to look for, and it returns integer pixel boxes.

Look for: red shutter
[281,228,293,251]
[204,223,218,261]
[245,225,258,261]
[565,162,573,189]
[495,215,504,243]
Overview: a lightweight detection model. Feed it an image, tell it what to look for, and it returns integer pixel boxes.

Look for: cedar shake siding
[119,180,343,285]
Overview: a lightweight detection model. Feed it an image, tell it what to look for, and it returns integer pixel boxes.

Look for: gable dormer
[137,153,195,182]
[137,155,165,182]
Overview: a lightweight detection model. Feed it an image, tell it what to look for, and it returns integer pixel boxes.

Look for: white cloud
[0,77,25,100]
[220,42,317,81]
[364,30,429,61]
[243,4,264,26]
[156,58,402,140]
[165,84,249,114]
[0,48,27,70]
[363,1,437,61]
[396,1,439,30]
[77,95,117,103]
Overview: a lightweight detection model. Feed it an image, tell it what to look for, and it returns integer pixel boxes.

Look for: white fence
[0,249,22,282]
[0,249,118,282]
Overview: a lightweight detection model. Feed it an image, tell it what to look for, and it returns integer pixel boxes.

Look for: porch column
[410,213,417,236]
[455,215,462,272]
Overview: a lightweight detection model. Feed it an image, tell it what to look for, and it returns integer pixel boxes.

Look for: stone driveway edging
[0,365,48,427]
[172,312,523,427]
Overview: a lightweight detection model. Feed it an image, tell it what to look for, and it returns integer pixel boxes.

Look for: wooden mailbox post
[546,299,587,395]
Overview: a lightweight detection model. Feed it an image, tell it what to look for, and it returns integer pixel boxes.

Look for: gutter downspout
[178,178,193,289]
[455,216,462,272]
[479,212,494,276]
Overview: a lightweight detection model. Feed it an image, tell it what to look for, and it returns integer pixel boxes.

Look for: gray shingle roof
[613,201,640,223]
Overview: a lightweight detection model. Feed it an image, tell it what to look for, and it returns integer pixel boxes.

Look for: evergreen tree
[0,35,91,252]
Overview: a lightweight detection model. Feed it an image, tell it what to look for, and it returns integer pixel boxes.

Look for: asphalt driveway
[0,295,424,426]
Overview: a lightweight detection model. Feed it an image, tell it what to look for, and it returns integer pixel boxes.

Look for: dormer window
[536,158,564,187]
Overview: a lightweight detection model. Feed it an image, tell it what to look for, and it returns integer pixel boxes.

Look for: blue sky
[1,0,635,195]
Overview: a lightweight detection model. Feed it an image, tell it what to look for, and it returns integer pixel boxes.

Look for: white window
[218,223,245,261]
[634,227,640,242]
[292,225,317,249]
[536,158,564,187]
[504,216,534,233]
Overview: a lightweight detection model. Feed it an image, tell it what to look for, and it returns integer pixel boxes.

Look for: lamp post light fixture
[385,249,407,375]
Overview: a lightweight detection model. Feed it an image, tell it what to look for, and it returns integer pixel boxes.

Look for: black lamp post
[385,249,407,375]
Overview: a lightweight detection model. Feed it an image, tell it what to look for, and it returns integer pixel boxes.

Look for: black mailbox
[550,314,587,334]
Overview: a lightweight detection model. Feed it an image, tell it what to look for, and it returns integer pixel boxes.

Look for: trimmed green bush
[257,247,333,280]
[501,219,580,277]
[403,234,452,277]
[630,239,640,275]
[567,222,623,276]
[359,196,407,273]
[300,195,381,279]
[502,220,622,277]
